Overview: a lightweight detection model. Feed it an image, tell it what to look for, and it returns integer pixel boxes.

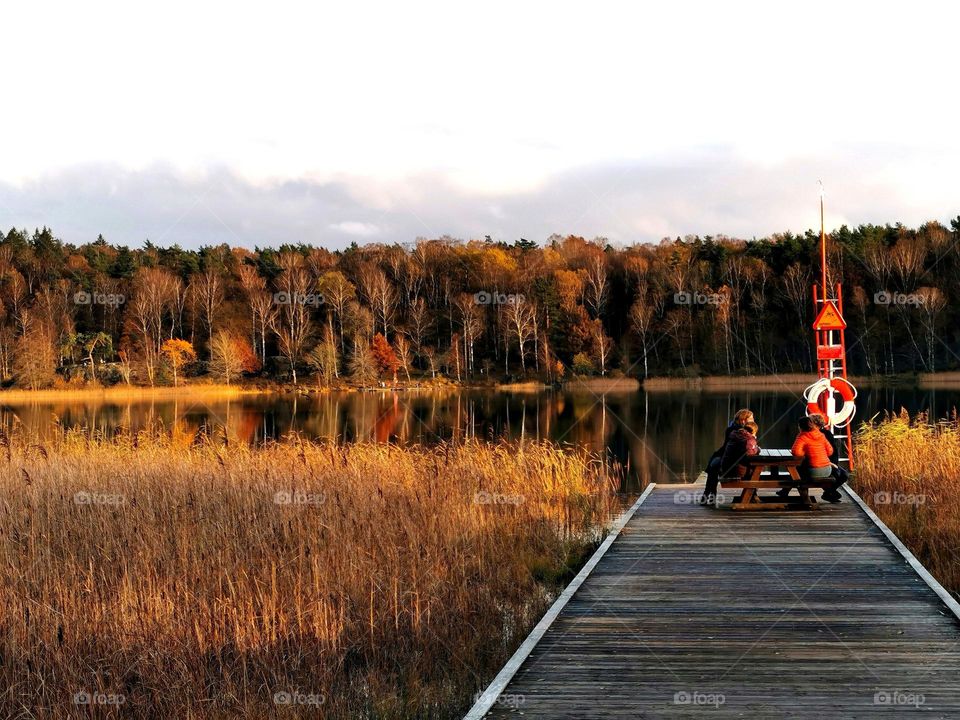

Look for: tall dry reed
[854,411,960,595]
[0,429,619,718]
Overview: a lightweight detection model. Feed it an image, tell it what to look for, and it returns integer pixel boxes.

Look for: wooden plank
[480,482,960,718]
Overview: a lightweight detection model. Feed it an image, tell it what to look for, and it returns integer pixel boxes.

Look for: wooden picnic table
[720,448,834,510]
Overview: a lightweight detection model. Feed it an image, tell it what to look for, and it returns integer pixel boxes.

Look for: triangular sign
[813,301,846,330]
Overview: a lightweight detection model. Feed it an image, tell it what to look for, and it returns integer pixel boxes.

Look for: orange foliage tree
[371,333,399,381]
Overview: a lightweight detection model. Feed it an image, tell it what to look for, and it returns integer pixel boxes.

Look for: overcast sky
[1,1,957,249]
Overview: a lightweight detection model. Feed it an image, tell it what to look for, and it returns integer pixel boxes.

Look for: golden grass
[853,411,960,595]
[562,377,641,392]
[0,383,261,404]
[0,430,619,718]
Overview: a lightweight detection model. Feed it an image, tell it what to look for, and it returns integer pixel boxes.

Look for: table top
[743,448,801,464]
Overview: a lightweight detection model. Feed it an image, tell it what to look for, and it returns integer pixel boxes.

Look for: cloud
[329,221,381,238]
[0,146,955,251]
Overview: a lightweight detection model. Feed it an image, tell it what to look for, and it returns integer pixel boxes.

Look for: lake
[2,384,957,492]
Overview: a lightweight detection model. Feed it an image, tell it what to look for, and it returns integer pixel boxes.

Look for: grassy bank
[0,382,262,404]
[563,377,640,392]
[0,431,619,718]
[853,412,960,596]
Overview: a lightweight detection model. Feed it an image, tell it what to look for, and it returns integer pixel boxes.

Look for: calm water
[2,385,957,491]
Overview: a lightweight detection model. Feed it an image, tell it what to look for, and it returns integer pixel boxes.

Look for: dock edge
[845,485,960,622]
[463,482,657,720]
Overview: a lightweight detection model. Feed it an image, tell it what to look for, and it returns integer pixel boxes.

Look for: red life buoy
[804,377,857,427]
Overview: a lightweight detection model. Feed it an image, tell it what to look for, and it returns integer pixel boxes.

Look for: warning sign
[813,302,846,330]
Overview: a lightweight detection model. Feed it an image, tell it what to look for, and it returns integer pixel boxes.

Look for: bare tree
[13,321,57,389]
[357,264,396,337]
[306,330,339,388]
[394,334,413,381]
[629,294,655,380]
[591,318,613,375]
[272,257,314,385]
[454,293,483,376]
[501,298,536,372]
[915,286,947,372]
[209,331,250,385]
[238,265,267,356]
[407,297,431,352]
[128,267,178,384]
[190,270,224,357]
[349,338,377,386]
[318,270,355,356]
[584,251,609,319]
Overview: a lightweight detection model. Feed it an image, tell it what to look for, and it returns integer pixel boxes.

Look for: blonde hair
[745,421,759,435]
[809,413,827,429]
[734,409,754,425]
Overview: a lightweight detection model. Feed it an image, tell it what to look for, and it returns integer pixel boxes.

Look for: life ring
[804,377,857,427]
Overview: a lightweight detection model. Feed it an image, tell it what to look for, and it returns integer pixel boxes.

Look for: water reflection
[2,385,957,492]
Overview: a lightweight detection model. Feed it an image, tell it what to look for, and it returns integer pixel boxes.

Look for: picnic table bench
[719,448,836,510]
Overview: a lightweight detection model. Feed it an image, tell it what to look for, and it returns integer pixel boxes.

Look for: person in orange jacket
[789,416,838,501]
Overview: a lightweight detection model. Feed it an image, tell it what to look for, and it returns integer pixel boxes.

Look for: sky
[1,1,957,249]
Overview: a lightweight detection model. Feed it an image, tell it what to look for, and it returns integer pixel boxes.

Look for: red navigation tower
[806,184,856,468]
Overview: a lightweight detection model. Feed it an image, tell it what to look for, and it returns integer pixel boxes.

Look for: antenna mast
[806,181,856,469]
[819,180,828,300]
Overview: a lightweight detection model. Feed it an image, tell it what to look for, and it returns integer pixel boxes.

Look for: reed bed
[853,411,960,595]
[0,430,619,718]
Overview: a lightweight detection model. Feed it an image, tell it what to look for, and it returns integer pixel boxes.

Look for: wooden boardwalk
[470,483,960,719]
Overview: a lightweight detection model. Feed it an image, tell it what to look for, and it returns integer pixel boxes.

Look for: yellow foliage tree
[160,339,197,387]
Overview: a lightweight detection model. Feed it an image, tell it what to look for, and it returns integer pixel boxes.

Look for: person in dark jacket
[720,421,761,478]
[702,409,755,503]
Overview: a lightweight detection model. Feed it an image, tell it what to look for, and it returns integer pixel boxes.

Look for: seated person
[782,416,835,500]
[809,413,848,503]
[702,419,759,503]
[702,409,754,503]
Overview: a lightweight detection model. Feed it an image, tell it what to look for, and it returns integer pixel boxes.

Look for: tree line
[1,218,958,389]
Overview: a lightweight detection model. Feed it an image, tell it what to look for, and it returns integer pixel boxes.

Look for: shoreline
[642,372,947,391]
[0,370,958,404]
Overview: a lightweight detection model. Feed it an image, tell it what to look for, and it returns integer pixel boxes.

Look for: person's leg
[822,465,848,502]
[701,457,721,503]
[805,465,839,502]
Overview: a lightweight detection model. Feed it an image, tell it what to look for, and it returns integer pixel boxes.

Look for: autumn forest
[1,218,958,390]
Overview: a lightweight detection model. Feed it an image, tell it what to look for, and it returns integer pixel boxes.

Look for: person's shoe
[821,490,843,503]
[775,487,792,499]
